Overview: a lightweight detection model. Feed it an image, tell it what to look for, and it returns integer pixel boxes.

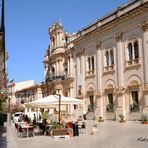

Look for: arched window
[87,56,94,72]
[52,37,55,47]
[52,67,55,78]
[105,51,109,66]
[88,57,91,71]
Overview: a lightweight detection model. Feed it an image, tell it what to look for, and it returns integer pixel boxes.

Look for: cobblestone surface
[1,120,148,148]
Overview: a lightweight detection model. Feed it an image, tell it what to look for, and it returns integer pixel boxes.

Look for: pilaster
[115,32,124,87]
[96,42,103,117]
[115,32,126,119]
[96,42,102,90]
[141,22,148,83]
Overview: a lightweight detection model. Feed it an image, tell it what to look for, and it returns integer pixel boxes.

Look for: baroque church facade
[44,0,148,120]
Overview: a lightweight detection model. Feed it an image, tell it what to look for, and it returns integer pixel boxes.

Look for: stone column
[58,60,61,76]
[57,33,59,47]
[116,32,123,87]
[67,57,69,74]
[81,51,85,94]
[96,42,102,91]
[141,22,148,83]
[70,87,74,98]
[76,55,79,75]
[70,54,73,75]
[70,104,74,115]
[56,61,58,76]
[116,33,126,118]
[96,42,103,117]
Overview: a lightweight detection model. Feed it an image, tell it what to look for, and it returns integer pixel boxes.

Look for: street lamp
[53,93,61,124]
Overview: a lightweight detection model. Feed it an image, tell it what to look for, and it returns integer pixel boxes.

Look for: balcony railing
[86,70,95,77]
[125,58,139,66]
[46,75,66,82]
[104,65,115,72]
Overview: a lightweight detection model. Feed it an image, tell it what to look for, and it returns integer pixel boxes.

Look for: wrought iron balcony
[88,104,95,112]
[46,75,66,82]
[130,104,140,112]
[106,104,114,112]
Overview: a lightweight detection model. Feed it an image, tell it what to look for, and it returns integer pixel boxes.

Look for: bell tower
[49,19,67,55]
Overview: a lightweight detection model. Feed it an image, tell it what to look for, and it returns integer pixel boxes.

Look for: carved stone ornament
[141,22,148,31]
[115,32,123,41]
[96,42,101,49]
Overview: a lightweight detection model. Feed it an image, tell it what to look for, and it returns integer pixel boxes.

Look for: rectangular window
[110,50,114,65]
[128,43,133,60]
[105,51,109,66]
[87,56,94,74]
[88,57,91,71]
[92,56,94,71]
[134,41,139,59]
[104,49,114,72]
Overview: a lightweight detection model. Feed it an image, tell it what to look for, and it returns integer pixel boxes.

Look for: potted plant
[50,121,70,137]
[98,116,104,122]
[118,114,126,123]
[141,114,148,124]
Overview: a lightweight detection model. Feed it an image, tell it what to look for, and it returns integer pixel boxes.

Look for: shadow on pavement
[0,113,8,148]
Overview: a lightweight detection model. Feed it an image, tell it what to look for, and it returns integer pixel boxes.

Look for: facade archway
[86,83,96,112]
[125,75,142,120]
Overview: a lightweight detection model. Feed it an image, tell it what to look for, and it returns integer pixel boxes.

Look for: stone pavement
[1,120,148,148]
[0,122,17,148]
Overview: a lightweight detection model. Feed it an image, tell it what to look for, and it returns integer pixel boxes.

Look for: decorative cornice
[76,48,84,56]
[72,0,148,44]
[140,22,148,31]
[115,32,123,41]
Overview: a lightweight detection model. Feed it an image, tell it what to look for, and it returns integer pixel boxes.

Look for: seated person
[24,115,30,124]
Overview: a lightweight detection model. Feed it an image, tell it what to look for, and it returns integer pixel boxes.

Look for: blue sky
[5,0,128,83]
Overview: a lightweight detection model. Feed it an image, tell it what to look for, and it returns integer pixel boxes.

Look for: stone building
[44,0,148,120]
[11,80,42,104]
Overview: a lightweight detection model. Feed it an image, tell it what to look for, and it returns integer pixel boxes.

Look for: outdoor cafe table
[44,124,53,135]
[19,123,34,137]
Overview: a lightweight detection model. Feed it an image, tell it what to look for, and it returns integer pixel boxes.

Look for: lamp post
[53,93,61,124]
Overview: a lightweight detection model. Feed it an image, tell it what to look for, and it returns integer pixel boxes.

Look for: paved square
[5,121,147,148]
